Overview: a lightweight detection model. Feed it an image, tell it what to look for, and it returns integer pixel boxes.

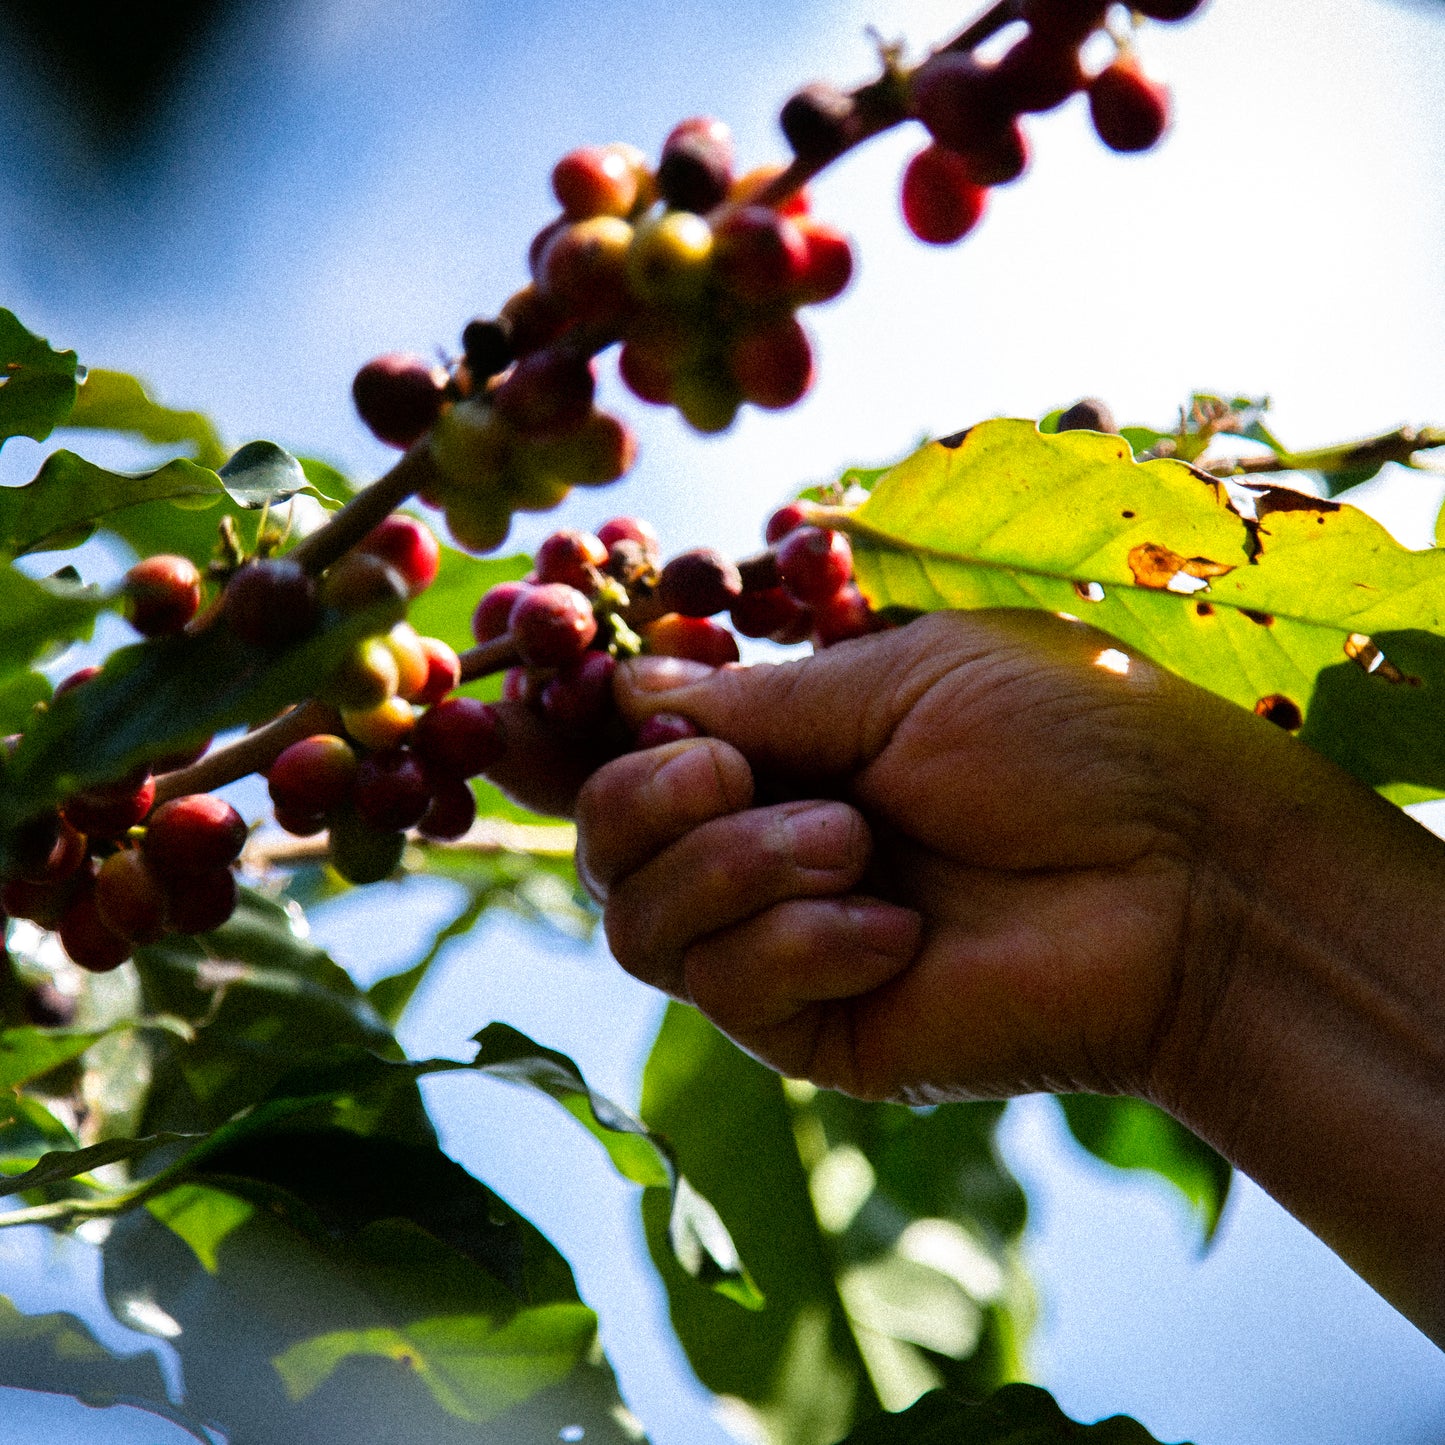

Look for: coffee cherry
[1134,0,1205,18]
[444,493,514,555]
[644,615,740,666]
[765,503,810,544]
[125,554,202,637]
[995,31,1086,113]
[527,410,637,488]
[274,805,328,837]
[161,866,238,936]
[552,144,642,220]
[597,517,661,556]
[730,584,810,641]
[462,318,514,381]
[143,794,247,878]
[618,338,675,406]
[1021,0,1109,40]
[319,552,410,623]
[358,515,440,596]
[58,882,133,972]
[626,212,714,303]
[3,866,88,929]
[729,316,815,411]
[269,734,359,816]
[63,773,156,840]
[634,714,702,749]
[795,222,854,304]
[327,812,406,885]
[412,698,505,778]
[812,584,876,646]
[53,665,101,697]
[780,82,856,163]
[328,636,401,711]
[493,348,596,439]
[354,749,433,832]
[536,530,608,592]
[225,560,320,649]
[474,581,533,643]
[418,776,477,841]
[384,624,432,702]
[714,206,810,305]
[901,145,988,245]
[539,217,635,323]
[352,354,446,448]
[659,549,743,618]
[499,284,571,357]
[342,696,416,751]
[657,117,734,212]
[964,118,1030,187]
[910,53,1010,154]
[414,638,462,706]
[540,652,617,735]
[672,368,742,436]
[95,851,168,945]
[738,550,781,592]
[1088,59,1170,153]
[777,526,853,604]
[1058,397,1118,433]
[502,667,543,707]
[509,584,597,667]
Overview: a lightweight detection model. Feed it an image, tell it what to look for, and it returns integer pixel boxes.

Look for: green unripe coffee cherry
[626,211,715,304]
[327,809,406,885]
[429,397,514,496]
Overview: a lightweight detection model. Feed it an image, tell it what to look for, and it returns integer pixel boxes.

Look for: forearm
[1154,685,1445,1342]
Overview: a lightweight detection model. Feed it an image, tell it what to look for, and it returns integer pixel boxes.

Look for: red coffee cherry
[143,794,248,878]
[995,31,1087,113]
[412,698,505,778]
[125,554,203,636]
[552,144,643,220]
[765,503,810,544]
[413,638,462,706]
[3,865,90,930]
[730,585,810,641]
[644,615,741,667]
[502,667,544,707]
[540,651,618,735]
[812,584,876,646]
[795,222,854,305]
[597,517,661,557]
[509,584,598,667]
[354,749,433,832]
[1088,59,1171,153]
[634,714,702,749]
[658,549,744,618]
[418,776,478,841]
[910,53,1010,154]
[729,316,815,411]
[268,734,359,817]
[963,117,1030,187]
[274,805,328,837]
[780,82,856,164]
[538,217,635,323]
[901,145,988,245]
[94,851,168,945]
[657,117,734,212]
[63,773,156,840]
[161,867,238,935]
[535,530,608,592]
[777,526,854,605]
[473,581,534,644]
[58,881,133,972]
[225,559,320,649]
[492,349,596,438]
[358,515,440,596]
[352,354,446,448]
[319,552,409,622]
[714,206,810,305]
[1021,0,1110,40]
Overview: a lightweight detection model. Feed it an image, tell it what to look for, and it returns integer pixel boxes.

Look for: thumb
[613,615,955,781]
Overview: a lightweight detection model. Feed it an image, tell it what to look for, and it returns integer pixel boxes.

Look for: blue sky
[1,0,1444,1440]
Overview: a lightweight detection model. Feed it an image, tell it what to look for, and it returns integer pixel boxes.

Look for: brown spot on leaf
[1240,609,1274,627]
[1244,484,1341,521]
[936,427,973,449]
[1344,632,1422,686]
[1195,601,1214,617]
[1121,510,1135,519]
[1254,694,1303,731]
[1127,542,1236,591]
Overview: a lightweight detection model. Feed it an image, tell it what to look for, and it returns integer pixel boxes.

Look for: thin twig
[246,818,578,871]
[458,634,520,684]
[1200,426,1445,479]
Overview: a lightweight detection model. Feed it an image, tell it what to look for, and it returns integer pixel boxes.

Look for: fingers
[574,738,753,899]
[602,798,873,995]
[681,897,922,1083]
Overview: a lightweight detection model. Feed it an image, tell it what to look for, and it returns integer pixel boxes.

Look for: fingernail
[847,901,921,958]
[626,655,715,692]
[783,802,863,872]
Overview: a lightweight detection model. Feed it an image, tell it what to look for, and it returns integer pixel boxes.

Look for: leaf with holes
[837,419,1445,802]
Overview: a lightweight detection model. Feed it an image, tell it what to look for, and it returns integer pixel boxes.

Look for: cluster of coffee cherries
[348,118,854,555]
[899,0,1201,244]
[469,507,884,770]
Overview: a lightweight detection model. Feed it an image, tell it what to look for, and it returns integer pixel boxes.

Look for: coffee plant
[0,0,1441,1440]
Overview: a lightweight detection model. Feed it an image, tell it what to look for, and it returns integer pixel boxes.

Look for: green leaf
[0,565,106,684]
[0,1024,109,1090]
[0,1129,197,1199]
[63,368,226,471]
[833,1384,1183,1445]
[297,457,356,507]
[841,419,1445,802]
[0,311,79,447]
[641,1003,876,1445]
[1056,1096,1231,1243]
[0,450,225,558]
[0,671,51,733]
[218,440,311,510]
